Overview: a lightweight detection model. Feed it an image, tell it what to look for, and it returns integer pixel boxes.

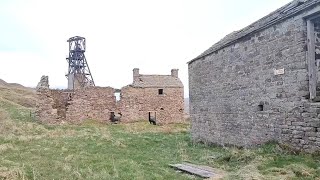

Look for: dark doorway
[148,112,157,125]
[110,112,115,122]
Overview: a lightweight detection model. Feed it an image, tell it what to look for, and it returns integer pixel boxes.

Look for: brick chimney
[133,68,140,82]
[171,69,179,78]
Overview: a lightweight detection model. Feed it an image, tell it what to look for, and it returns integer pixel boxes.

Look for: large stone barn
[188,0,320,152]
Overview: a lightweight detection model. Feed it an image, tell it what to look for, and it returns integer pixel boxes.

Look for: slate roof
[188,0,320,64]
[131,75,183,88]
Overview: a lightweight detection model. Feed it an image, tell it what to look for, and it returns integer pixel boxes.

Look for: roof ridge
[132,74,183,88]
[188,0,319,64]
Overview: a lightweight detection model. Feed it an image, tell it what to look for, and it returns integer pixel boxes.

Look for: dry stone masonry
[36,75,49,91]
[188,0,320,152]
[36,68,184,125]
[119,68,184,124]
[66,87,117,123]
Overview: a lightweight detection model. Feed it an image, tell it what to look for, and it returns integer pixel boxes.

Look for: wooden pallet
[169,163,216,178]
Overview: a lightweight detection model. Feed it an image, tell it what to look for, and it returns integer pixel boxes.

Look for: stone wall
[36,85,184,125]
[188,7,320,152]
[118,86,144,122]
[35,89,60,124]
[36,87,117,124]
[66,87,117,123]
[51,90,71,120]
[119,86,184,124]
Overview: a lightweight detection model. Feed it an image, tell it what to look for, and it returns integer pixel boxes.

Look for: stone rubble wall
[66,87,117,123]
[188,6,320,152]
[118,86,144,122]
[36,75,49,91]
[36,85,184,125]
[51,90,71,120]
[35,89,65,124]
[36,87,117,124]
[280,102,320,152]
[119,86,184,124]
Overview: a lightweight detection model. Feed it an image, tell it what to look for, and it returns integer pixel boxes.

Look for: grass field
[0,85,320,180]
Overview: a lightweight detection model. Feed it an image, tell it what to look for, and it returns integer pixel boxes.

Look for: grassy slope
[0,85,319,180]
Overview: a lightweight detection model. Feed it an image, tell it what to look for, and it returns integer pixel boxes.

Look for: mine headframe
[66,36,95,89]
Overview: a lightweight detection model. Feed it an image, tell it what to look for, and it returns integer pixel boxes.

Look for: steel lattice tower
[66,36,95,89]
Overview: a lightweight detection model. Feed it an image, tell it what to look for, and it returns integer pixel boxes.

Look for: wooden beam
[307,20,317,100]
[169,163,216,178]
[305,13,320,21]
[303,6,320,20]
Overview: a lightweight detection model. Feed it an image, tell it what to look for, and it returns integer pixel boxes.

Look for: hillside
[0,79,319,179]
[0,79,29,89]
[0,79,37,108]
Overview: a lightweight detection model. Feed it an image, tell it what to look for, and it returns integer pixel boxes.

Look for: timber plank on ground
[169,163,216,178]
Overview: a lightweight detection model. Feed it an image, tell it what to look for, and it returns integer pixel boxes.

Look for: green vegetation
[0,86,319,179]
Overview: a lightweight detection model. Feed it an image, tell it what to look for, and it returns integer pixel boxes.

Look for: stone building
[118,68,184,124]
[188,0,320,152]
[36,86,117,124]
[36,68,184,125]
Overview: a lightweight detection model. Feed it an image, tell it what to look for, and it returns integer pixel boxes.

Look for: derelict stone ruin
[35,37,184,125]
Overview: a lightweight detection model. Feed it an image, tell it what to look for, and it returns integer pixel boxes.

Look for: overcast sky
[0,0,292,97]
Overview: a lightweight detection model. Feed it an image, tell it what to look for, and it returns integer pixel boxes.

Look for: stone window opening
[114,89,121,101]
[158,89,164,95]
[148,112,157,125]
[258,104,264,112]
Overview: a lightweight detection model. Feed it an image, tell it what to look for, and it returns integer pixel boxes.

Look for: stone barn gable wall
[119,86,184,124]
[188,3,320,152]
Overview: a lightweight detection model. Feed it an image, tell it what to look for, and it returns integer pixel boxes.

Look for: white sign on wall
[274,68,285,75]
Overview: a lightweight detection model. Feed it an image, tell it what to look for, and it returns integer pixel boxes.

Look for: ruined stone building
[36,69,184,125]
[36,82,116,124]
[188,0,320,152]
[119,68,184,124]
